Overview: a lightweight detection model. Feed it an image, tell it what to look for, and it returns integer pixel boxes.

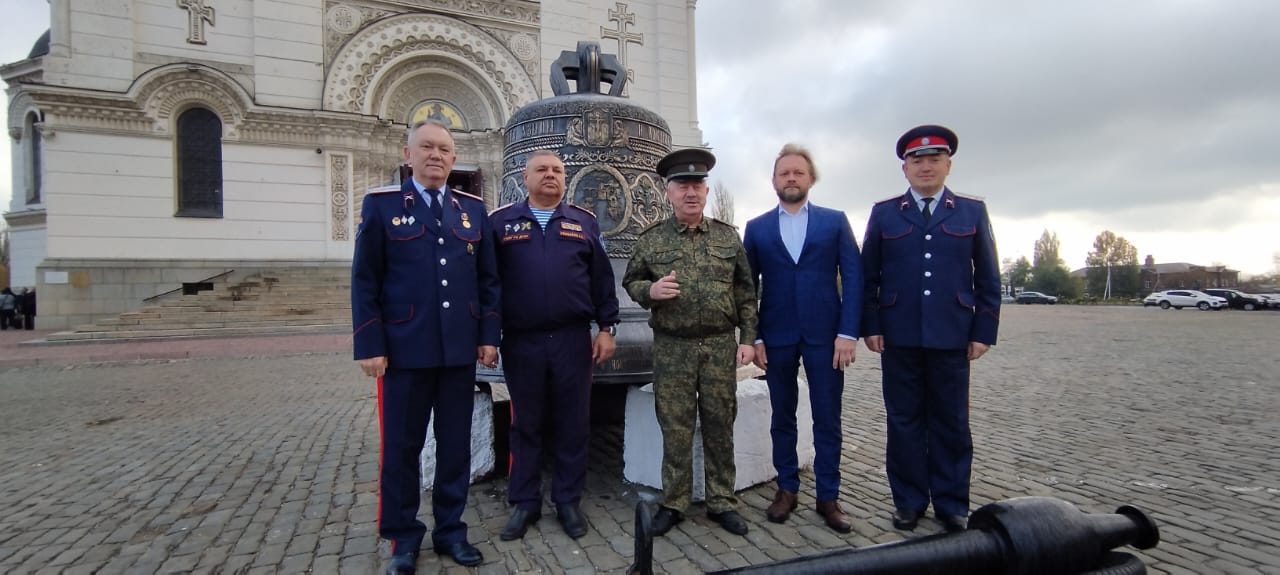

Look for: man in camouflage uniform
[622,148,758,537]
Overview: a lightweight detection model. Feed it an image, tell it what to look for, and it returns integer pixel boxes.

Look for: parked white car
[1142,290,1228,310]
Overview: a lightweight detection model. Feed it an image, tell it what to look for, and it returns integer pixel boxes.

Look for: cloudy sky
[694,0,1280,276]
[1,1,1277,275]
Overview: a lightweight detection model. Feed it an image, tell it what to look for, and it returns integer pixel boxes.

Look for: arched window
[25,112,41,204]
[175,107,223,218]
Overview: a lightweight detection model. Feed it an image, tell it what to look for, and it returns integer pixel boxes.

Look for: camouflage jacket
[623,216,758,344]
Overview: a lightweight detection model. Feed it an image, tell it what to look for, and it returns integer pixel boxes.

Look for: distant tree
[1003,256,1032,291]
[1028,230,1080,298]
[1032,230,1063,269]
[1084,230,1141,298]
[1029,266,1082,299]
[1274,252,1279,274]
[710,181,734,224]
[1241,273,1279,292]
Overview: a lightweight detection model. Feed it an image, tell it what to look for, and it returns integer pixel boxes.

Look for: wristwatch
[601,324,617,336]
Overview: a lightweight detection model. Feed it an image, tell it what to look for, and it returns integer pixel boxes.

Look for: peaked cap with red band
[896,124,959,159]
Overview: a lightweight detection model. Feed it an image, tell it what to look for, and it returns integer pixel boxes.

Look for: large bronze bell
[484,41,674,385]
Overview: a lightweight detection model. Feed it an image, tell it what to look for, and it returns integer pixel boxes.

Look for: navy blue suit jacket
[351,180,501,368]
[860,188,1000,350]
[744,203,863,346]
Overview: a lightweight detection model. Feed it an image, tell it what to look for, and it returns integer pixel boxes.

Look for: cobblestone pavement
[0,306,1277,574]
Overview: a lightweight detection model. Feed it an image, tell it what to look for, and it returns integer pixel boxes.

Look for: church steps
[44,324,346,342]
[94,310,350,326]
[45,268,357,342]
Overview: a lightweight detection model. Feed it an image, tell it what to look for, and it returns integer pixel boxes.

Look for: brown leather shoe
[765,489,799,523]
[816,500,853,533]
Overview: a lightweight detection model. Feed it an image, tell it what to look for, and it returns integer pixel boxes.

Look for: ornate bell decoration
[491,40,674,384]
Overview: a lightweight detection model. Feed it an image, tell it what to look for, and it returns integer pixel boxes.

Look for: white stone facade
[2,0,703,328]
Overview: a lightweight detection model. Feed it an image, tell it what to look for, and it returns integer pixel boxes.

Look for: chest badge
[392,216,402,226]
[461,212,472,229]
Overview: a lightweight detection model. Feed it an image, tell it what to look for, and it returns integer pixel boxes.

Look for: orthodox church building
[3,0,702,329]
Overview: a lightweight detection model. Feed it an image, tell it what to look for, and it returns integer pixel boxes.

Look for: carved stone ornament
[325,4,364,34]
[178,0,216,45]
[331,154,352,241]
[379,0,541,26]
[322,12,538,118]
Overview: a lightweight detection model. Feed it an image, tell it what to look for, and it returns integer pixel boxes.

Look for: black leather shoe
[435,541,483,567]
[939,514,968,533]
[650,506,684,536]
[385,552,417,574]
[556,503,588,539]
[707,509,749,535]
[892,508,923,531]
[500,507,541,541]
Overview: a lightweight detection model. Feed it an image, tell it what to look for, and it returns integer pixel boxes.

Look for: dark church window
[25,112,41,204]
[175,107,223,218]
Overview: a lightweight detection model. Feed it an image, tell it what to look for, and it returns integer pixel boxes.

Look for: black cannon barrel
[630,497,1160,575]
[711,531,1002,575]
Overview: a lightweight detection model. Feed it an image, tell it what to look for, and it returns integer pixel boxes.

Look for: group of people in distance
[351,119,1001,573]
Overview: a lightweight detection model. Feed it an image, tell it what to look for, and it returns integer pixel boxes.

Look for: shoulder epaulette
[708,217,739,230]
[488,202,515,217]
[451,188,484,202]
[638,219,665,235]
[565,203,593,217]
[873,194,904,205]
[951,192,986,203]
[367,184,401,194]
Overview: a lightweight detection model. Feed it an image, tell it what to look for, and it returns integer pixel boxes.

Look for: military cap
[896,125,958,159]
[656,148,716,182]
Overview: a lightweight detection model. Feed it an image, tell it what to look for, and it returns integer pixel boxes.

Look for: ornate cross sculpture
[600,2,644,94]
[178,0,216,45]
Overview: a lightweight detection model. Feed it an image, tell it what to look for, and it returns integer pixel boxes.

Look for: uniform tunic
[350,180,500,552]
[861,187,1000,517]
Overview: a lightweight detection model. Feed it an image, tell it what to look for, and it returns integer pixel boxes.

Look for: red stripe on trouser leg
[376,375,387,552]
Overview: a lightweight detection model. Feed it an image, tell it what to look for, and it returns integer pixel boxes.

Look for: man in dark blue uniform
[489,150,619,541]
[352,119,501,573]
[860,125,1000,534]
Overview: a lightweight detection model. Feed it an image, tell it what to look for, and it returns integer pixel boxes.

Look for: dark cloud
[697,0,1280,224]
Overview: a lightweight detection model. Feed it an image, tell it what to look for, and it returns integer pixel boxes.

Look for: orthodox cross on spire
[178,0,216,45]
[600,2,644,92]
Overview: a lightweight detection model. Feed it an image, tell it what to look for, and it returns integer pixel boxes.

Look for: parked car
[1142,290,1227,310]
[1015,291,1058,304]
[1201,288,1267,311]
[1001,294,1016,304]
[1257,294,1280,309]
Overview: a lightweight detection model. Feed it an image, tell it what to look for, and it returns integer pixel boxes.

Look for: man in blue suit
[352,119,501,572]
[861,125,1000,533]
[743,143,862,533]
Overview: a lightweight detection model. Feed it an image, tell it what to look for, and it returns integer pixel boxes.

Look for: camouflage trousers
[652,332,739,513]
